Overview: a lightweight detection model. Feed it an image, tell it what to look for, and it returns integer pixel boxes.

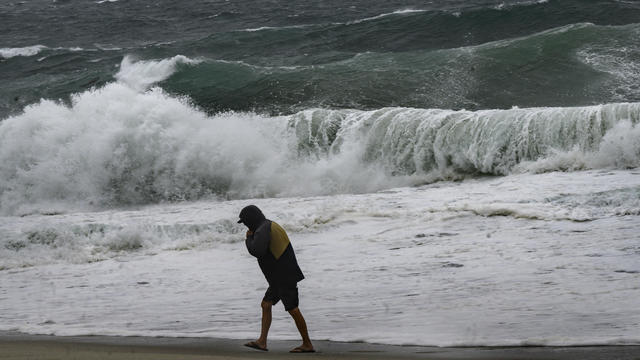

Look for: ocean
[1,0,639,347]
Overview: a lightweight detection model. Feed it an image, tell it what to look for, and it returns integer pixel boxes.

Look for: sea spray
[515,119,640,172]
[290,104,640,176]
[2,53,640,215]
[2,58,640,216]
[115,55,202,91]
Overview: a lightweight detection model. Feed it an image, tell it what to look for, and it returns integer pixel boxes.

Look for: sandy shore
[1,332,640,360]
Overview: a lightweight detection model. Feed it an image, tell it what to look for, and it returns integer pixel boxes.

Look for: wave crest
[115,55,202,91]
[1,73,639,215]
[0,45,47,59]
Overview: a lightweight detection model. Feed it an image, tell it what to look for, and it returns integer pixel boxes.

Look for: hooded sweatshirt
[239,205,305,286]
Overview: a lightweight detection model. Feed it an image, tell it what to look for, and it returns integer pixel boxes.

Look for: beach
[2,332,640,360]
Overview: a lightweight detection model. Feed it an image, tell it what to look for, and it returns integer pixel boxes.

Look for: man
[238,205,315,353]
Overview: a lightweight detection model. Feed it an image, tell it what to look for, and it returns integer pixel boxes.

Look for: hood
[237,205,266,232]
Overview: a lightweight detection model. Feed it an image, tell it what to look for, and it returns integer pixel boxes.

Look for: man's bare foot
[290,343,315,353]
[244,340,268,351]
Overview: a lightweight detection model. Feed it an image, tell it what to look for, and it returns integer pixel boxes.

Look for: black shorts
[263,285,299,311]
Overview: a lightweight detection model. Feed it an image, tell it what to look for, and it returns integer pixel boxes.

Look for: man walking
[238,205,315,353]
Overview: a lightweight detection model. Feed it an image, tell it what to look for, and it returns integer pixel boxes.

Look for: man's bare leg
[288,307,314,352]
[254,300,272,349]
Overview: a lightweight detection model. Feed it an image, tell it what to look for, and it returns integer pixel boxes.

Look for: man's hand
[246,230,253,237]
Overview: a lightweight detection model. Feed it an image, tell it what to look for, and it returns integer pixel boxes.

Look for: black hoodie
[238,205,305,286]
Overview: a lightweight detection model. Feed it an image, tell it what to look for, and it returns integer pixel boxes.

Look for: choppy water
[1,0,639,347]
[3,0,640,116]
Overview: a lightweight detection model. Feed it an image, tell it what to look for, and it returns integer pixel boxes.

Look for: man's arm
[245,222,270,258]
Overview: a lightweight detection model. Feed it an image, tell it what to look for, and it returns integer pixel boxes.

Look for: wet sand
[1,332,640,360]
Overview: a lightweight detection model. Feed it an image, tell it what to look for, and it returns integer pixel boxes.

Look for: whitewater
[2,55,640,216]
[1,170,639,346]
[0,54,639,346]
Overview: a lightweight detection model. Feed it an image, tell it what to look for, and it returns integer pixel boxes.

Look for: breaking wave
[1,56,639,215]
[115,55,202,91]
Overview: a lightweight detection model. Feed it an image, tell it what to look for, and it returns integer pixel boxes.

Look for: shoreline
[2,332,640,360]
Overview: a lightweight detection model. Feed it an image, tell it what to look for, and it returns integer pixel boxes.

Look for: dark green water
[2,0,640,117]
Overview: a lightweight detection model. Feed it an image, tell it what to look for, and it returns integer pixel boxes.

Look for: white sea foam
[346,9,427,25]
[493,0,549,11]
[239,24,309,32]
[0,45,47,58]
[237,9,428,32]
[1,169,639,345]
[577,34,640,101]
[115,55,201,91]
[94,44,123,51]
[1,64,640,215]
[0,45,89,59]
[516,119,640,173]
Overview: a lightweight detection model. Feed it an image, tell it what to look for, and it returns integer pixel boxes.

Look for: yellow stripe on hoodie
[269,221,290,260]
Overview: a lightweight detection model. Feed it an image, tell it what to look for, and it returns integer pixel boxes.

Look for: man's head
[237,205,266,232]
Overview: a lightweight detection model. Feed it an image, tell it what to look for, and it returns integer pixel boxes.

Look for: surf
[1,57,639,216]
